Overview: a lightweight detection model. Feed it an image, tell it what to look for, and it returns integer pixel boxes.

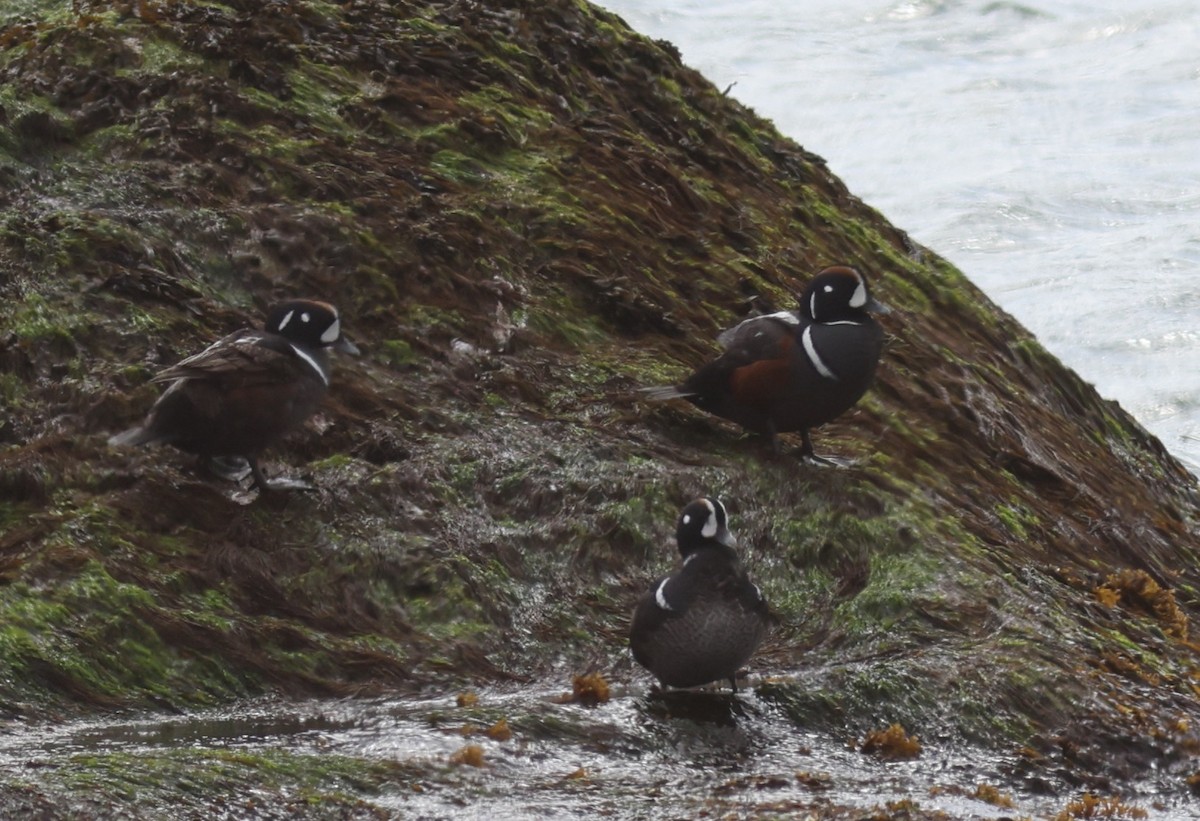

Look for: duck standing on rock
[643,265,889,462]
[109,299,358,491]
[630,497,770,692]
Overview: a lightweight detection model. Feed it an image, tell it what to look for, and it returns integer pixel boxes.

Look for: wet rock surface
[1,0,1199,817]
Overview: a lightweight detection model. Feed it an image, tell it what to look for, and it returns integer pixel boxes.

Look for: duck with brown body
[110,299,359,491]
[645,266,889,461]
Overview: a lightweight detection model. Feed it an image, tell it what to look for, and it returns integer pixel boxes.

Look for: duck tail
[640,385,695,402]
[108,426,166,448]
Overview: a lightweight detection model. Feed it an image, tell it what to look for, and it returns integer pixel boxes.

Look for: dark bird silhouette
[110,299,358,490]
[630,497,770,691]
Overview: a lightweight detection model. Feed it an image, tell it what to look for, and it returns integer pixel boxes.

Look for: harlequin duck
[109,299,359,490]
[629,497,770,691]
[644,265,889,461]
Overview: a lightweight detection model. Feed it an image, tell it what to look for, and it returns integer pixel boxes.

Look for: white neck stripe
[290,343,329,386]
[654,578,674,611]
[276,310,295,331]
[824,320,864,326]
[802,325,838,381]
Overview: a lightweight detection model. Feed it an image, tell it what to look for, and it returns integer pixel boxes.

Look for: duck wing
[151,330,300,388]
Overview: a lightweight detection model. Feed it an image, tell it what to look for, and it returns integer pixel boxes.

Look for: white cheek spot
[682,514,691,526]
[320,318,340,344]
[276,310,294,331]
[849,280,868,308]
[824,284,833,293]
[654,578,674,611]
[301,312,311,323]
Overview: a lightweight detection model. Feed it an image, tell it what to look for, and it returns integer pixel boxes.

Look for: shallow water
[0,686,1190,818]
[598,0,1200,474]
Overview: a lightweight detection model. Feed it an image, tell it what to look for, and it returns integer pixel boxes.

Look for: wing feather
[151,330,295,387]
[715,311,800,359]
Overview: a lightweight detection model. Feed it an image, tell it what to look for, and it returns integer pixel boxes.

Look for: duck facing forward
[644,265,889,461]
[629,497,770,691]
[109,299,358,490]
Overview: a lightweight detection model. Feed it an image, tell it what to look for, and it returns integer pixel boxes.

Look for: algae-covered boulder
[2,0,1199,806]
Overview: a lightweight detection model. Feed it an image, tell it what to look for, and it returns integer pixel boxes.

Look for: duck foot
[797,431,854,467]
[248,458,315,492]
[800,452,854,468]
[204,455,252,482]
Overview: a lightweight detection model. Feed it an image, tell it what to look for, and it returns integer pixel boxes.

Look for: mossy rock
[1,0,1199,813]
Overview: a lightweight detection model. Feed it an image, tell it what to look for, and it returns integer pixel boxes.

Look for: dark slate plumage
[110,299,358,490]
[630,497,770,691]
[644,265,888,460]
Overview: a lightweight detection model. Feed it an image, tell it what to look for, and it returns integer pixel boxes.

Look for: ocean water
[599,0,1200,474]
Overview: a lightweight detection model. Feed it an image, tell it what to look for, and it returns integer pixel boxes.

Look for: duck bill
[717,528,738,548]
[334,336,361,355]
[866,296,892,315]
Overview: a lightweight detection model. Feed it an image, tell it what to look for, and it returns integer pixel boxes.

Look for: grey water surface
[2,687,1184,818]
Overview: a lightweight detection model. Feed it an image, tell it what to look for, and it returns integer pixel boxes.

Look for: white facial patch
[276,310,295,331]
[681,513,691,526]
[802,325,838,381]
[289,343,330,386]
[701,498,719,538]
[824,284,833,293]
[301,312,311,323]
[320,318,341,344]
[849,278,868,308]
[654,578,674,611]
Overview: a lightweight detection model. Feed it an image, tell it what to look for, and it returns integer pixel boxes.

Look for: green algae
[0,562,182,702]
[994,501,1040,540]
[0,0,70,22]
